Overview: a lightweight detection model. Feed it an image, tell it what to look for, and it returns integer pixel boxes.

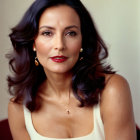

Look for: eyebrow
[39,25,80,30]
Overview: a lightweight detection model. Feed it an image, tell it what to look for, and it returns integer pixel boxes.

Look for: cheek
[68,40,82,56]
[35,39,50,55]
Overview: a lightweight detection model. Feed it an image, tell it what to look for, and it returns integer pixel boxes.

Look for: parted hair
[7,0,115,111]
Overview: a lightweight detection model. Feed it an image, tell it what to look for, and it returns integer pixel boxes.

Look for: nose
[54,34,65,51]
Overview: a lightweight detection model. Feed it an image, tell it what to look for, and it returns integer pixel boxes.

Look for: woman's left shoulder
[100,73,134,120]
[102,73,131,99]
[99,74,136,139]
[105,73,129,87]
[100,73,133,117]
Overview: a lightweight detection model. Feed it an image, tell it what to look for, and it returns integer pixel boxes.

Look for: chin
[52,68,72,74]
[44,66,72,74]
[44,61,77,74]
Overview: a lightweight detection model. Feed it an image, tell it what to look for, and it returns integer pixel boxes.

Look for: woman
[7,0,136,139]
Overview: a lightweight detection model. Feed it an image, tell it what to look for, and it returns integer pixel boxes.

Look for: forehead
[39,5,81,27]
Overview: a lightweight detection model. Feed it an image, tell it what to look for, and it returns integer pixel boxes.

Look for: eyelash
[66,31,77,37]
[41,31,52,36]
[41,31,77,37]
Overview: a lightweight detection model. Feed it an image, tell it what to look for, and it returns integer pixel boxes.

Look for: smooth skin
[34,5,82,75]
[8,5,136,140]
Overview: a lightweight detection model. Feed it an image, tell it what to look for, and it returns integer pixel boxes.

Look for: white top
[24,104,105,140]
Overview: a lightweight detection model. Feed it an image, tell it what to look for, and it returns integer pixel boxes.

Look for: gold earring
[35,57,39,66]
[80,48,83,53]
[33,47,36,52]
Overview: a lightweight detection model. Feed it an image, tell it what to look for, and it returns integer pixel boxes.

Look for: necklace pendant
[66,109,70,114]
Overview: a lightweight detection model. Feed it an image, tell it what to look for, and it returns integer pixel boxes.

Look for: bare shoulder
[8,98,30,140]
[100,74,132,114]
[8,98,23,115]
[8,98,24,124]
[105,73,129,88]
[100,74,136,140]
[101,74,131,101]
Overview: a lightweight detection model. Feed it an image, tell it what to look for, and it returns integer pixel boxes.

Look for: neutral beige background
[0,0,140,126]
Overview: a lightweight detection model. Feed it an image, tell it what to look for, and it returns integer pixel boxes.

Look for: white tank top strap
[24,106,48,140]
[93,103,105,139]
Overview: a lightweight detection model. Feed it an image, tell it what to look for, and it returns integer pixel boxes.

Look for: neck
[43,71,73,97]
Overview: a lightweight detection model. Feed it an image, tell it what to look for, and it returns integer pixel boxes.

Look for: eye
[66,31,77,37]
[41,31,52,36]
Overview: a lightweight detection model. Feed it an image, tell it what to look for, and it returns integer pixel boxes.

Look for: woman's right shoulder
[8,98,25,127]
[8,98,30,140]
[8,98,24,117]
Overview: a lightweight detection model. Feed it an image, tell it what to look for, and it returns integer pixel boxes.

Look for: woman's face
[34,5,82,74]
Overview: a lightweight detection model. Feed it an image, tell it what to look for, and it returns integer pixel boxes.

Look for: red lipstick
[50,56,68,63]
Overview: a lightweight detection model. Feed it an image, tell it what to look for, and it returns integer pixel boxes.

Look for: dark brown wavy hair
[7,0,115,111]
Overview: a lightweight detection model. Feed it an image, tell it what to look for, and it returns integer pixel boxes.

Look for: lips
[50,56,68,63]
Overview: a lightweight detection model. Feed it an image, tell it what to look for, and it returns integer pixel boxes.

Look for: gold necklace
[65,89,71,115]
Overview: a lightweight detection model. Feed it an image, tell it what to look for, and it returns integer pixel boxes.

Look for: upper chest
[31,101,94,138]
